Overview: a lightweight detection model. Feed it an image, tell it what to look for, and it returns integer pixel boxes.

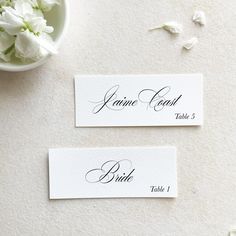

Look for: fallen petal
[193,10,206,26]
[150,21,183,34]
[162,21,183,34]
[183,37,198,50]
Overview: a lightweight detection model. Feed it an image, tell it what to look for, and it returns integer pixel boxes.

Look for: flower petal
[150,21,183,34]
[15,30,42,60]
[14,0,33,16]
[162,22,183,34]
[0,7,24,35]
[35,32,57,54]
[183,37,198,50]
[192,10,206,26]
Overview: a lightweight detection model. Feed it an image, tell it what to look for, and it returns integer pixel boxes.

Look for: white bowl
[0,0,69,72]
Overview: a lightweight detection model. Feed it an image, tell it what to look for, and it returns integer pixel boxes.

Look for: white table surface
[1,0,236,235]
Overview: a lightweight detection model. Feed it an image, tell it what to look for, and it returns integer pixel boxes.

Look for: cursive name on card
[49,147,177,199]
[74,74,203,127]
[91,85,182,113]
[85,159,135,184]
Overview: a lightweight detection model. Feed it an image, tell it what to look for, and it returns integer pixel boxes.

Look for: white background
[0,0,236,235]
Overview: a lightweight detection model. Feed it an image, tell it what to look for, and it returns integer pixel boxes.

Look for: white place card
[49,147,177,199]
[74,74,203,127]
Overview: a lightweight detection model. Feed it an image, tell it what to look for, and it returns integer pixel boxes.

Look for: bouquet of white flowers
[0,0,59,62]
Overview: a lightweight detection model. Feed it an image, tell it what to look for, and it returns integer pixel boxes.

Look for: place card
[74,74,203,127]
[49,147,177,199]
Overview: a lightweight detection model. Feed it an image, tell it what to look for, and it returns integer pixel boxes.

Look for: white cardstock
[74,74,203,127]
[49,147,177,199]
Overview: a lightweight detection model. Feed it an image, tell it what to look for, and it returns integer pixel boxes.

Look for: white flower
[35,31,57,55]
[21,0,43,16]
[0,31,15,61]
[150,21,183,34]
[0,7,24,35]
[14,0,33,16]
[0,0,59,63]
[0,1,54,35]
[15,30,41,60]
[27,16,54,34]
[183,37,198,50]
[192,10,206,26]
[37,0,60,12]
[32,8,44,17]
[15,29,57,61]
